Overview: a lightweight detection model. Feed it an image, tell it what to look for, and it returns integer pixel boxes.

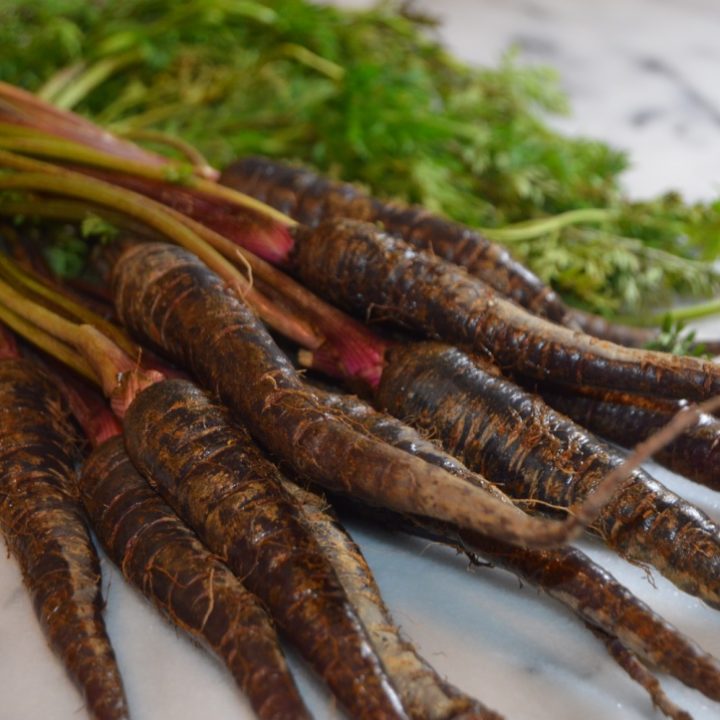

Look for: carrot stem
[0,274,145,396]
[0,254,139,358]
[0,156,322,349]
[0,275,84,347]
[0,133,294,226]
[117,128,217,179]
[50,50,144,111]
[0,168,251,290]
[480,208,615,243]
[0,303,95,381]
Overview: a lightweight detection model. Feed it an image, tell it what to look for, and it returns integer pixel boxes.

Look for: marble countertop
[2,2,720,719]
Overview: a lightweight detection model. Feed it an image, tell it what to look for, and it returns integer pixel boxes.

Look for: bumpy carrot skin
[289,218,720,401]
[536,386,720,490]
[220,157,567,323]
[220,157,665,348]
[319,389,720,702]
[282,479,504,720]
[122,378,409,720]
[113,243,616,549]
[0,359,128,720]
[373,342,720,608]
[80,436,311,720]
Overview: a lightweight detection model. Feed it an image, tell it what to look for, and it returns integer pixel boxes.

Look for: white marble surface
[3,2,720,719]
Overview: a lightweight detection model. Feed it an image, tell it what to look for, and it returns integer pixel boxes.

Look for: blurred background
[331,0,720,201]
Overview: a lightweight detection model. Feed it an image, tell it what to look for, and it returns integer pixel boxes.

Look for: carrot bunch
[1,82,720,720]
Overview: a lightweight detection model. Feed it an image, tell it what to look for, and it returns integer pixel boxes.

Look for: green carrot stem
[108,101,192,132]
[37,62,87,103]
[480,208,615,242]
[649,299,720,325]
[0,269,159,407]
[0,169,251,293]
[51,50,145,111]
[0,274,86,349]
[0,122,64,139]
[0,136,183,178]
[280,43,345,80]
[0,254,140,358]
[0,134,295,226]
[0,302,95,381]
[0,80,94,130]
[0,196,153,238]
[0,148,68,174]
[0,85,169,167]
[117,128,217,178]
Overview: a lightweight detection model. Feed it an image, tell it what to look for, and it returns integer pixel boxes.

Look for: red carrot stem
[48,364,122,448]
[117,128,217,179]
[0,118,292,224]
[0,81,169,168]
[0,273,163,414]
[0,163,323,352]
[0,320,18,359]
[56,167,388,383]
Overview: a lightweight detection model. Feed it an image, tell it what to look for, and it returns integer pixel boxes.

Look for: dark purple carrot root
[122,377,408,720]
[534,384,720,490]
[318,389,720,703]
[112,242,624,549]
[220,156,569,323]
[283,478,504,720]
[80,435,311,720]
[288,218,720,401]
[372,341,720,608]
[0,359,128,720]
[220,156,671,350]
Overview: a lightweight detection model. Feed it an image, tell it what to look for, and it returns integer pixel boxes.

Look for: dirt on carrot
[0,358,128,720]
[535,384,720,490]
[80,435,311,720]
[121,377,409,720]
[372,341,720,608]
[112,241,631,549]
[288,218,720,401]
[317,389,720,703]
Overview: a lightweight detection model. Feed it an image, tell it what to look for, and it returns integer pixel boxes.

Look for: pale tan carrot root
[282,478,504,720]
